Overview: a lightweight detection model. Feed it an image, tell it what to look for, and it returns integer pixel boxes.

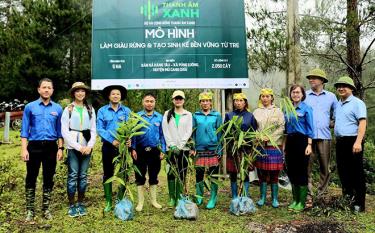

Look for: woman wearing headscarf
[61,82,96,217]
[253,88,285,208]
[225,93,257,199]
[192,92,222,209]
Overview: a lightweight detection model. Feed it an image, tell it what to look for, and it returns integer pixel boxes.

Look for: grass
[0,129,374,233]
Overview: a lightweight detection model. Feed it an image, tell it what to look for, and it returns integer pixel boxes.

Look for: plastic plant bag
[229,196,256,216]
[174,195,199,220]
[114,197,134,221]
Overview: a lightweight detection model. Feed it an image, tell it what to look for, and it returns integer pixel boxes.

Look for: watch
[58,146,65,150]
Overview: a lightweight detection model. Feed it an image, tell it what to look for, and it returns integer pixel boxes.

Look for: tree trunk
[286,0,301,90]
[346,0,364,99]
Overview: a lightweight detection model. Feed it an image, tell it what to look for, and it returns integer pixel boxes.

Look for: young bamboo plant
[165,139,196,200]
[217,96,296,197]
[105,112,150,202]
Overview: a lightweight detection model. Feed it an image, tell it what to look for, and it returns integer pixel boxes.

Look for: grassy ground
[0,130,374,233]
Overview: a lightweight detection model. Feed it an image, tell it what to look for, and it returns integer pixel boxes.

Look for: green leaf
[237,131,244,149]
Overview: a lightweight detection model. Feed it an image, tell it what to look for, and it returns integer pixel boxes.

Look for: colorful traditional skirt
[255,146,284,171]
[195,150,219,167]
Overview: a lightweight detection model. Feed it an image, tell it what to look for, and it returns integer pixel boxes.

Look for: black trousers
[285,133,310,186]
[167,150,189,183]
[133,147,161,185]
[101,141,119,183]
[336,136,366,210]
[25,140,57,190]
[195,166,219,183]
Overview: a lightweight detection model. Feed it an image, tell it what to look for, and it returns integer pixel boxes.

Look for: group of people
[20,68,367,222]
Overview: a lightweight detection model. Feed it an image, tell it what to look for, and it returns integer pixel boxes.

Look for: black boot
[42,188,53,220]
[25,188,35,222]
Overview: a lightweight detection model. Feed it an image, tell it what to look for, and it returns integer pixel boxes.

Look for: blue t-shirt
[334,95,366,137]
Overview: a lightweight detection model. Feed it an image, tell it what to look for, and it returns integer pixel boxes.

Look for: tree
[246,0,375,100]
[0,0,91,101]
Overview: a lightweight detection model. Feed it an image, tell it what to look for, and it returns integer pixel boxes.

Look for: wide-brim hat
[69,82,90,97]
[102,85,127,100]
[306,68,328,83]
[334,76,356,90]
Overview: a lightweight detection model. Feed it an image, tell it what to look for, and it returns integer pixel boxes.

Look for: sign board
[91,0,248,89]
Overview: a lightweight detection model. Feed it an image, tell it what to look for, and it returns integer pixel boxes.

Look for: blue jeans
[67,149,91,195]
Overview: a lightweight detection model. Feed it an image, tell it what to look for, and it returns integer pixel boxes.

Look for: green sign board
[91,0,248,90]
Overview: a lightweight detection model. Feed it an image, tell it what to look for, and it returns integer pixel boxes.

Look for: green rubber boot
[195,181,204,206]
[288,185,299,210]
[167,180,176,207]
[206,181,218,209]
[103,183,112,212]
[293,186,308,212]
[175,180,183,204]
[257,182,267,206]
[271,183,279,208]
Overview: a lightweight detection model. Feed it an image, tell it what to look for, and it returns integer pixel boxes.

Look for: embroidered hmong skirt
[255,146,284,171]
[195,150,219,167]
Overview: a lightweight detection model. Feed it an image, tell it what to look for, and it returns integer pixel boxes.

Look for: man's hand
[131,150,137,160]
[353,141,362,154]
[112,140,120,148]
[21,149,29,162]
[305,145,312,156]
[57,149,63,161]
[189,150,196,156]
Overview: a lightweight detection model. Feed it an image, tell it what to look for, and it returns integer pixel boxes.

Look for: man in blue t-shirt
[334,76,367,212]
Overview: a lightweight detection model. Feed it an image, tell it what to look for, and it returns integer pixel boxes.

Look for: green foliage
[364,141,375,194]
[0,0,91,101]
[0,155,23,197]
[218,115,278,195]
[0,129,374,232]
[105,112,149,201]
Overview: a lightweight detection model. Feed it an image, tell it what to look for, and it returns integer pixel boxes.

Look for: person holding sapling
[131,93,166,212]
[284,84,314,212]
[97,85,131,212]
[61,82,96,217]
[253,88,285,208]
[192,92,222,209]
[162,90,193,207]
[224,93,257,199]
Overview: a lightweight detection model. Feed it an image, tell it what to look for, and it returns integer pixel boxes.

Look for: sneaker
[77,203,87,216]
[25,210,35,222]
[68,205,79,218]
[43,209,53,220]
